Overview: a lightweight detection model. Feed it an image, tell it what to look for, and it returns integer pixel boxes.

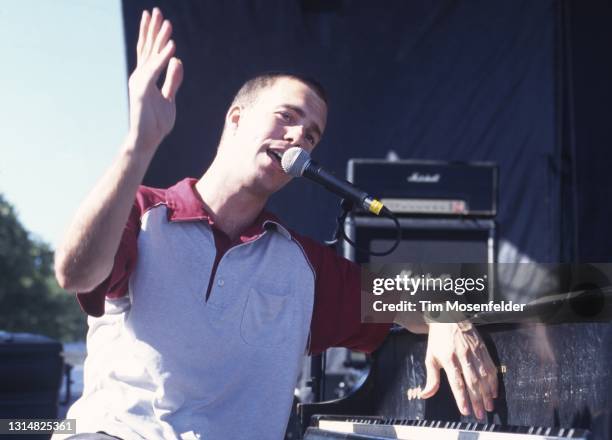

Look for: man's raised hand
[127,8,183,152]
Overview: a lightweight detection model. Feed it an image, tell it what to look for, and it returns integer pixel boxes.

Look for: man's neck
[195,163,268,241]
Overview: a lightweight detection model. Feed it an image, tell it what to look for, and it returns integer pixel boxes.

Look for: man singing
[54,8,497,439]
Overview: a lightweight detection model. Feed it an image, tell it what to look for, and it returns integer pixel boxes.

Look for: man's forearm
[393,311,429,334]
[56,6,182,293]
[54,134,155,292]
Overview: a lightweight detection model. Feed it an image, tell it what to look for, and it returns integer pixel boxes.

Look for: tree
[0,194,86,341]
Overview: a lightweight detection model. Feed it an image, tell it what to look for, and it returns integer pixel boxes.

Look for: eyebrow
[283,105,323,139]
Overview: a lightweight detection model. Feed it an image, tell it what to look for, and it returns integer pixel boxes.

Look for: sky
[0,0,128,249]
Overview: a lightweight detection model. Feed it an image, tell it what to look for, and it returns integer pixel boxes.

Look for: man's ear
[225,105,242,131]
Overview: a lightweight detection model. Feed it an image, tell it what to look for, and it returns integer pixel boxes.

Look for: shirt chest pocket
[240,287,296,347]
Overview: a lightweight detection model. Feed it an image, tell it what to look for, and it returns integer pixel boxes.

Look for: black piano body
[299,322,612,439]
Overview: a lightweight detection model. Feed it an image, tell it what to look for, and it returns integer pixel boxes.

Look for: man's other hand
[127,8,184,152]
[419,322,498,420]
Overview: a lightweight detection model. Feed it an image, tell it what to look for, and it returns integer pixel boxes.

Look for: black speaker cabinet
[0,332,63,419]
[343,216,496,265]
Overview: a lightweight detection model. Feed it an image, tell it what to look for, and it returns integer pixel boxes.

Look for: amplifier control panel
[381,198,467,214]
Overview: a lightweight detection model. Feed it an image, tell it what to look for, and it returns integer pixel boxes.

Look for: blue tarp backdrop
[120,0,611,264]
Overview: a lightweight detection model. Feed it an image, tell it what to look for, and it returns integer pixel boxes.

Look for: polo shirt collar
[165,178,210,222]
[165,178,291,240]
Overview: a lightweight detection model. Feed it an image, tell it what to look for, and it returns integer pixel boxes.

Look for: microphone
[281,146,388,216]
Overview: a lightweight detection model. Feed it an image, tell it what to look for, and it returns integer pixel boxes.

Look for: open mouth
[266,149,284,168]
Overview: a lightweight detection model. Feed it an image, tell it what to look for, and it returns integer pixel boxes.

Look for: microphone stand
[308,199,354,402]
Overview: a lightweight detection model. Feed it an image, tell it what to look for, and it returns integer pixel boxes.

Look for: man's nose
[284,125,306,146]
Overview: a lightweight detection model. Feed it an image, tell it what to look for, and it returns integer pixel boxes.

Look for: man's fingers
[470,354,495,413]
[482,349,499,399]
[461,359,486,419]
[151,39,176,78]
[419,356,440,399]
[162,57,184,100]
[481,381,494,413]
[136,10,150,64]
[143,8,163,59]
[153,20,172,55]
[474,343,498,399]
[133,9,177,91]
[444,360,470,416]
[489,367,499,399]
[486,369,498,402]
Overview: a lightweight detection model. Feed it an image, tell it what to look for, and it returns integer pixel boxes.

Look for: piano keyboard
[305,416,592,440]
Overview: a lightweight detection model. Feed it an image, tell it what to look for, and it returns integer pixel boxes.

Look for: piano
[306,415,591,439]
[298,320,612,439]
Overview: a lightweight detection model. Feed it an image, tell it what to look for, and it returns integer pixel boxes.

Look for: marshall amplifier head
[347,159,497,217]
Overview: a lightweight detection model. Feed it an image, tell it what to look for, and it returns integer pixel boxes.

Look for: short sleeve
[76,202,140,317]
[296,235,391,355]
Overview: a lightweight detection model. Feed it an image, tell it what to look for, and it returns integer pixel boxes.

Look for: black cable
[342,207,402,257]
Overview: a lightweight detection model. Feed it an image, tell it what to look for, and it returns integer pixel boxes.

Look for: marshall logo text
[407,172,440,183]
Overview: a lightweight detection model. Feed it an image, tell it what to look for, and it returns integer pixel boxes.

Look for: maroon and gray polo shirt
[66,178,389,440]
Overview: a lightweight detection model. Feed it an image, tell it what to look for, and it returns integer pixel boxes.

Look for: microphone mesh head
[281,146,310,177]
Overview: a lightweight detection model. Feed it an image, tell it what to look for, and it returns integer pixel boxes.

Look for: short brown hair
[229,72,328,109]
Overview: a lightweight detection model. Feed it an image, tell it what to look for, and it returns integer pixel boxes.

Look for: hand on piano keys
[414,322,498,420]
